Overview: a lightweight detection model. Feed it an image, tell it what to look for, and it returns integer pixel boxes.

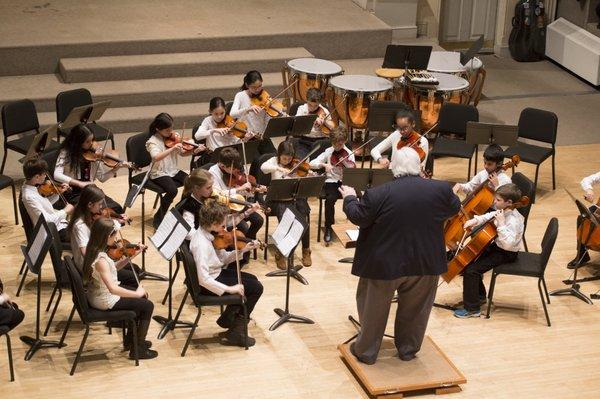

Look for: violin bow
[44,170,70,206]
[284,144,321,177]
[332,137,376,167]
[91,129,114,182]
[318,92,348,127]
[228,213,246,303]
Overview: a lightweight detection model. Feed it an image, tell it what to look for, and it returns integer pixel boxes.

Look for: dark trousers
[199,268,263,316]
[323,182,342,228]
[236,212,264,240]
[353,275,438,364]
[58,228,69,244]
[463,243,518,311]
[111,296,154,341]
[151,170,188,223]
[117,264,141,288]
[271,199,311,249]
[65,187,124,214]
[0,303,25,331]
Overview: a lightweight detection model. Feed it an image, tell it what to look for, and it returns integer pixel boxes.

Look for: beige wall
[417,0,441,39]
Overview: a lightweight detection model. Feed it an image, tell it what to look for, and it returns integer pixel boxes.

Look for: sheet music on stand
[148,209,191,261]
[124,165,153,209]
[272,208,305,257]
[21,217,53,275]
[60,100,112,130]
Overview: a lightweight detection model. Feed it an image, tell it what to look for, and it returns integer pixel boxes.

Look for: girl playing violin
[295,88,335,158]
[189,201,262,347]
[453,184,524,319]
[55,124,128,213]
[453,144,512,196]
[309,129,355,243]
[260,140,312,269]
[194,97,256,152]
[83,217,157,360]
[230,70,276,154]
[68,184,140,288]
[371,108,429,168]
[145,113,205,229]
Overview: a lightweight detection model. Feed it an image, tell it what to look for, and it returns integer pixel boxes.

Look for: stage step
[0,72,283,113]
[59,47,313,83]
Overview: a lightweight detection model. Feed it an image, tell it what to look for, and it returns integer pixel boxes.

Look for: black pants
[236,212,263,240]
[0,303,25,331]
[117,264,141,288]
[111,296,154,340]
[323,182,342,228]
[463,243,518,311]
[271,200,311,249]
[151,170,187,223]
[58,228,70,244]
[64,187,124,214]
[199,268,263,315]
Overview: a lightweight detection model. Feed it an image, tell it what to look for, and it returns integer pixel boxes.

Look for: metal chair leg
[161,260,181,305]
[551,153,556,190]
[467,157,472,180]
[5,333,14,382]
[317,197,323,243]
[70,325,90,375]
[59,305,76,347]
[1,148,8,174]
[16,267,28,297]
[242,304,249,351]
[486,272,498,319]
[44,288,62,336]
[181,309,202,357]
[152,194,160,210]
[533,165,540,203]
[18,260,26,275]
[264,217,269,261]
[538,279,551,327]
[542,277,550,304]
[523,236,529,252]
[11,182,18,225]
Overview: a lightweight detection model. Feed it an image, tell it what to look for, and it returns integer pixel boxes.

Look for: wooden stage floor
[1,144,599,398]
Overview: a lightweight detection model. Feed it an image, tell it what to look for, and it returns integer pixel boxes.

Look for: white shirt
[54,149,114,185]
[194,115,241,151]
[260,156,287,180]
[86,252,121,310]
[182,193,204,240]
[71,217,121,270]
[189,228,237,296]
[370,130,429,167]
[230,91,270,135]
[295,103,330,138]
[457,169,512,195]
[208,164,243,196]
[309,145,355,183]
[145,133,179,179]
[471,209,525,252]
[581,172,600,192]
[21,184,68,231]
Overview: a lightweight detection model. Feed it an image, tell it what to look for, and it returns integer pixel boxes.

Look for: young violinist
[566,171,600,267]
[145,112,204,228]
[260,140,313,269]
[295,88,335,158]
[370,108,429,168]
[453,144,512,196]
[195,97,255,151]
[453,183,524,318]
[82,217,157,359]
[55,124,128,212]
[68,184,140,288]
[0,276,25,335]
[230,70,276,154]
[189,201,262,347]
[309,128,355,243]
[21,158,74,243]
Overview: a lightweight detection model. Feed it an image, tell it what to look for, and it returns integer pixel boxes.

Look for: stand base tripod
[20,336,65,361]
[266,265,308,285]
[153,315,196,340]
[339,257,354,264]
[343,315,395,344]
[269,308,314,331]
[550,284,593,305]
[433,302,457,312]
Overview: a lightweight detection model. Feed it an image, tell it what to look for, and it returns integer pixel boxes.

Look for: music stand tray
[466,122,518,147]
[262,116,294,140]
[383,45,433,70]
[290,114,318,137]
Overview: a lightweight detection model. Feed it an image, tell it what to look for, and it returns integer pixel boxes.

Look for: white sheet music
[149,211,190,260]
[272,209,305,257]
[272,208,295,244]
[28,227,48,267]
[346,229,359,242]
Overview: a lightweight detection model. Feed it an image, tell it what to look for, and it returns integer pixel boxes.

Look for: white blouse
[457,169,512,195]
[21,184,68,231]
[145,133,179,179]
[194,115,241,151]
[581,172,600,192]
[230,91,270,135]
[260,156,287,180]
[71,217,121,270]
[54,149,114,184]
[309,145,355,183]
[86,252,120,310]
[370,130,429,167]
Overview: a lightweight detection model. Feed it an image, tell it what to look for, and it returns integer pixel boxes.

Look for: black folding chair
[178,244,248,356]
[42,223,70,337]
[511,172,535,252]
[0,326,14,382]
[486,217,558,327]
[59,257,139,375]
[0,175,18,225]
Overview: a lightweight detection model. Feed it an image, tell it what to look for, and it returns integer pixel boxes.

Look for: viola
[37,180,69,197]
[212,229,265,251]
[83,142,138,170]
[164,131,203,152]
[443,196,530,283]
[217,115,250,139]
[444,155,521,248]
[107,238,144,261]
[250,89,286,118]
[396,131,426,162]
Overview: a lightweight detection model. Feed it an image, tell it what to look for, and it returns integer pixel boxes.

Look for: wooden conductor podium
[339,336,466,398]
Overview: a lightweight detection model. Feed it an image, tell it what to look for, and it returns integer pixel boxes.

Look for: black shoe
[568,252,590,269]
[216,310,237,329]
[124,339,152,351]
[130,347,158,360]
[324,227,332,243]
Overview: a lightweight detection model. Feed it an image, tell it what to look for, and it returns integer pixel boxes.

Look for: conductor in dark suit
[339,147,460,364]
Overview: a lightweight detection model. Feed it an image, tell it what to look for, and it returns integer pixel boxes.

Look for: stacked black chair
[486,217,558,327]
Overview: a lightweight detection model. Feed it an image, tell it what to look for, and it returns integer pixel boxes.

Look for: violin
[83,142,138,170]
[313,107,337,135]
[164,131,204,152]
[211,189,266,213]
[285,158,311,177]
[217,115,250,139]
[37,180,69,197]
[107,238,145,261]
[443,196,530,283]
[330,148,356,169]
[212,229,265,251]
[221,166,267,193]
[93,207,130,226]
[444,155,521,248]
[250,89,286,118]
[396,131,426,162]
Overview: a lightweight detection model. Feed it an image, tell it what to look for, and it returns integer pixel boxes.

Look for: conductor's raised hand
[338,185,356,198]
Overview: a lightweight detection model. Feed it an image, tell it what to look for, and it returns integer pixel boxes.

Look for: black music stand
[262,116,295,140]
[210,140,262,165]
[466,122,518,147]
[265,175,326,285]
[551,196,598,304]
[19,217,66,361]
[148,209,196,338]
[289,114,318,137]
[60,100,111,130]
[269,207,314,331]
[460,35,484,66]
[382,45,432,70]
[19,123,60,164]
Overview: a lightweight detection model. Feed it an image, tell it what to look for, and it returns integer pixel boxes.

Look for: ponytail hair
[81,217,115,285]
[209,97,226,112]
[182,168,213,197]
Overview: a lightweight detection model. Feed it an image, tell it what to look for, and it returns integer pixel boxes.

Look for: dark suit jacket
[343,175,460,280]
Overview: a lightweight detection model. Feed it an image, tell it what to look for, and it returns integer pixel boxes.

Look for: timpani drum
[427,51,483,86]
[404,72,469,131]
[328,75,393,129]
[284,58,343,103]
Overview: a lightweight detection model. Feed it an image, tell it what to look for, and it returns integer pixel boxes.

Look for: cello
[443,196,530,283]
[444,155,521,248]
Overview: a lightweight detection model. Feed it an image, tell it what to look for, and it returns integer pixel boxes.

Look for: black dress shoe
[324,227,332,243]
[568,252,590,269]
